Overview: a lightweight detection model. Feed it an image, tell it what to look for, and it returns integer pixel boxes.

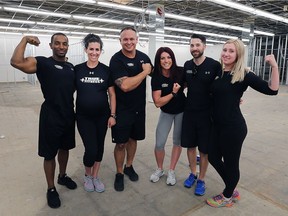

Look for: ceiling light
[29,29,70,34]
[0,31,22,35]
[37,22,84,29]
[254,30,274,36]
[73,15,122,24]
[69,0,96,3]
[97,1,144,13]
[3,6,71,18]
[164,27,237,39]
[0,18,35,24]
[0,26,28,31]
[85,26,120,32]
[166,13,199,23]
[211,0,288,24]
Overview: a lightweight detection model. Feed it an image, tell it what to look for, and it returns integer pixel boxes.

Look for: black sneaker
[123,165,139,181]
[47,187,61,208]
[57,174,77,189]
[114,173,124,191]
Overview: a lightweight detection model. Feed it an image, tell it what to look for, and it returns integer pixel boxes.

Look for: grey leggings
[155,111,183,150]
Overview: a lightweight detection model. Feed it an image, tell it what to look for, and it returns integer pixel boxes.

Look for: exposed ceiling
[0,0,288,45]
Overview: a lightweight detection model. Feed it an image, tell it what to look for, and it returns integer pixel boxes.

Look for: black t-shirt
[35,56,75,118]
[184,57,222,112]
[109,50,152,112]
[75,62,113,117]
[151,67,186,114]
[211,71,278,125]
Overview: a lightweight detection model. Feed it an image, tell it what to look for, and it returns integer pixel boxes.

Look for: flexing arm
[10,36,40,74]
[153,83,181,108]
[107,86,116,128]
[115,63,151,92]
[265,54,279,91]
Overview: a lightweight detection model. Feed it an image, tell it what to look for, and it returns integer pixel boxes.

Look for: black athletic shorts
[111,110,145,144]
[38,103,75,160]
[181,110,212,154]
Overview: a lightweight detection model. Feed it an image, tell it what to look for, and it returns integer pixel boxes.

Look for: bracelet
[171,92,177,98]
[110,114,117,119]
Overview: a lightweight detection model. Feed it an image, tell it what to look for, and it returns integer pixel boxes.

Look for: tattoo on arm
[115,77,127,88]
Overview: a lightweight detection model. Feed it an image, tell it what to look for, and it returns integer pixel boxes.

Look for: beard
[191,50,204,59]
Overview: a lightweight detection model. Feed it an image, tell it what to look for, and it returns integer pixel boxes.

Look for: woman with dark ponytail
[75,33,116,193]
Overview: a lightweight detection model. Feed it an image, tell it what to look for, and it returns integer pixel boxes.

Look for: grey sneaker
[84,175,94,192]
[150,168,164,183]
[166,170,176,186]
[93,177,105,193]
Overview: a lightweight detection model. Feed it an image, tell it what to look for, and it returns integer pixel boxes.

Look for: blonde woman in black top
[207,39,279,208]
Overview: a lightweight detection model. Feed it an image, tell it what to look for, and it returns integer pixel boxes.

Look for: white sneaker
[84,175,94,192]
[93,177,105,193]
[150,168,164,183]
[166,170,176,186]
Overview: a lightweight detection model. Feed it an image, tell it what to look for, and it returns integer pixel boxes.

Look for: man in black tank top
[10,33,77,209]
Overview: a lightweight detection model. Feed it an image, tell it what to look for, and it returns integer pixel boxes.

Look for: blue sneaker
[184,173,197,188]
[195,179,206,196]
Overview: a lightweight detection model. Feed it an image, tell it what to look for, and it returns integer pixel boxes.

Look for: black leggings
[77,114,108,167]
[208,122,247,198]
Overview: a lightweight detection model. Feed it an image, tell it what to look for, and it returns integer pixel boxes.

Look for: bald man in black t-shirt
[109,27,152,192]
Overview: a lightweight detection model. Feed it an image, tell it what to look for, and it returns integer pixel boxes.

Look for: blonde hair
[221,39,249,84]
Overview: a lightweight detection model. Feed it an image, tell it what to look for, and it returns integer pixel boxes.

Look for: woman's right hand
[172,83,181,94]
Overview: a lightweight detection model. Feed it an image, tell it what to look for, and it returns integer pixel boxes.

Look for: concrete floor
[0,82,287,216]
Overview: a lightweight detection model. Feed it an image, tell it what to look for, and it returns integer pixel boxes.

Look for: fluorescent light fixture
[207,39,225,44]
[3,6,71,18]
[166,13,199,23]
[230,26,249,32]
[70,0,96,3]
[0,26,28,31]
[97,1,144,13]
[0,18,35,25]
[23,33,55,37]
[0,31,22,35]
[254,30,274,36]
[73,15,122,24]
[210,0,254,13]
[198,20,230,29]
[85,26,120,32]
[29,29,70,34]
[123,21,135,25]
[211,0,288,25]
[164,27,237,39]
[37,22,84,29]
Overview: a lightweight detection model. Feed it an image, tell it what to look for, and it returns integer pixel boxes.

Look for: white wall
[0,33,226,83]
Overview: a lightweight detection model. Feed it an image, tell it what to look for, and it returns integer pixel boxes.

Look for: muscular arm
[10,36,40,74]
[115,63,151,92]
[265,54,279,91]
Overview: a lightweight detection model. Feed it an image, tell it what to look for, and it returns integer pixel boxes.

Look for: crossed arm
[115,63,152,92]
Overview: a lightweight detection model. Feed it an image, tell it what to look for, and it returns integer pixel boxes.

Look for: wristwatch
[110,114,117,119]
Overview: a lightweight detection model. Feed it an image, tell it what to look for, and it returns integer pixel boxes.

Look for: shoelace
[214,194,224,201]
